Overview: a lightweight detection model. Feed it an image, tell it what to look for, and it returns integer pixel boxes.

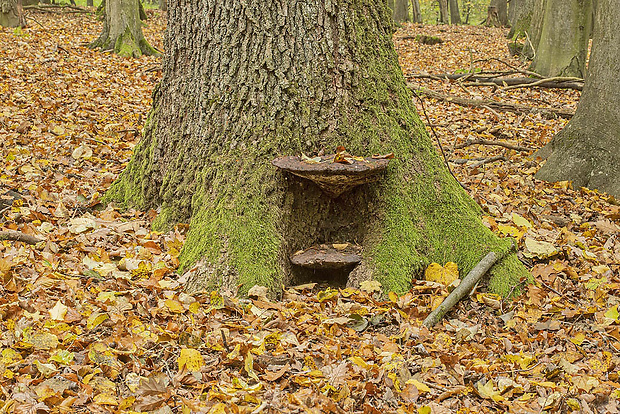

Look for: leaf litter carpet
[0,12,619,414]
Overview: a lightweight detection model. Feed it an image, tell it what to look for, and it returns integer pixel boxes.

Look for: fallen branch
[423,251,499,328]
[454,138,533,152]
[408,73,583,91]
[0,231,43,245]
[450,155,507,166]
[502,76,583,91]
[412,86,574,119]
[24,4,90,13]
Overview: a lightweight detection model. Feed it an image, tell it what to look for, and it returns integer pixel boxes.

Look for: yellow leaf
[245,352,259,381]
[523,237,559,259]
[2,348,22,365]
[406,379,431,393]
[165,299,185,313]
[388,291,399,303]
[418,407,431,414]
[349,356,369,369]
[570,332,586,345]
[178,348,204,372]
[604,305,619,321]
[87,312,109,330]
[498,224,523,239]
[359,280,382,294]
[207,403,228,414]
[93,393,118,406]
[512,213,532,228]
[49,300,68,321]
[425,262,459,285]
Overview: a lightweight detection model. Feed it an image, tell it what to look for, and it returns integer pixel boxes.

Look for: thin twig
[454,138,533,152]
[411,90,467,191]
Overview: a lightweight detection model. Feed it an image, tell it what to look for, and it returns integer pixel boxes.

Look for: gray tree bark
[107,0,528,297]
[487,0,508,26]
[536,0,620,197]
[449,0,461,24]
[530,0,592,77]
[411,0,422,23]
[507,0,536,38]
[393,0,409,23]
[159,0,165,11]
[0,0,25,27]
[438,0,449,23]
[89,0,159,57]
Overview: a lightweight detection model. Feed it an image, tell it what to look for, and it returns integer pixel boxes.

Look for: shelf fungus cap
[290,243,362,270]
[272,155,389,197]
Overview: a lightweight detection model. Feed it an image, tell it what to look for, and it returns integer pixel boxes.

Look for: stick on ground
[0,231,43,245]
[423,251,499,328]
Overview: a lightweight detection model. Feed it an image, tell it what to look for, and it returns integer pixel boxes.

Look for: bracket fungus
[272,154,390,197]
[290,243,362,270]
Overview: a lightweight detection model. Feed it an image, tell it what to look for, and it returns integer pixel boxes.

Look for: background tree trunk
[521,0,546,58]
[411,0,422,23]
[507,0,536,38]
[393,0,409,23]
[536,0,620,196]
[449,0,461,24]
[107,0,527,296]
[87,0,93,6]
[438,0,449,23]
[89,0,159,57]
[0,0,25,28]
[487,0,508,26]
[159,0,165,11]
[530,0,592,77]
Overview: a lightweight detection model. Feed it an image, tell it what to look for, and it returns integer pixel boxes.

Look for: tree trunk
[449,0,461,24]
[87,0,93,6]
[530,0,592,77]
[89,0,159,57]
[411,0,422,23]
[487,0,508,26]
[438,0,449,23]
[158,0,165,11]
[507,0,536,38]
[536,0,620,197]
[393,0,409,23]
[107,0,527,297]
[0,0,25,28]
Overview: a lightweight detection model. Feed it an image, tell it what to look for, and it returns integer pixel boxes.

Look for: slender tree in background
[449,0,461,24]
[392,0,410,23]
[89,0,159,57]
[107,0,527,296]
[529,0,592,77]
[0,0,25,27]
[411,0,422,23]
[536,0,620,197]
[438,0,449,23]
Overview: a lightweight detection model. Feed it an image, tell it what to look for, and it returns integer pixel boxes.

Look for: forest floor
[1,10,619,414]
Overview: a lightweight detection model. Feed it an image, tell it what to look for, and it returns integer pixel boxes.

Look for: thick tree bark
[89,0,159,57]
[393,0,409,23]
[530,0,592,77]
[449,0,461,24]
[487,0,508,26]
[107,0,527,296]
[536,0,620,197]
[0,0,25,27]
[411,0,422,23]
